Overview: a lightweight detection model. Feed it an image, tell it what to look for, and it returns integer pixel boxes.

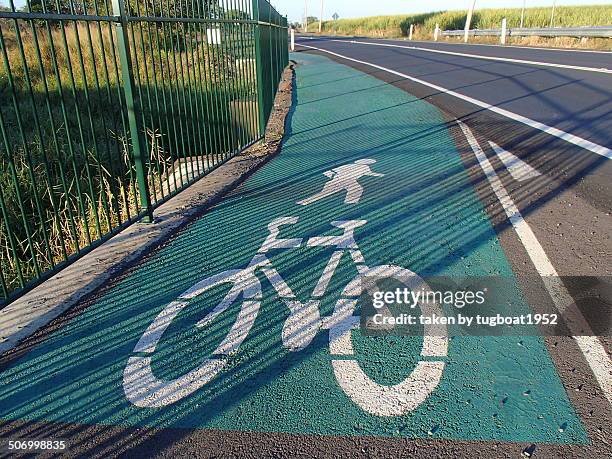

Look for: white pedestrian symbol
[297,159,385,206]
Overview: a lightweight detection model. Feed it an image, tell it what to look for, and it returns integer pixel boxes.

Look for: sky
[272,0,612,24]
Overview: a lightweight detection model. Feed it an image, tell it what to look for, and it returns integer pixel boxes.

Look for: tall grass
[321,5,612,40]
[0,17,258,299]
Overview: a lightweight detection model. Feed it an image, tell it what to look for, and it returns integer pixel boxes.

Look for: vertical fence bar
[284,17,289,66]
[253,0,267,137]
[0,0,288,306]
[268,2,274,101]
[111,0,153,222]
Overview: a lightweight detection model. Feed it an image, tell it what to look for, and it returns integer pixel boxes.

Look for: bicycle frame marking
[124,218,448,415]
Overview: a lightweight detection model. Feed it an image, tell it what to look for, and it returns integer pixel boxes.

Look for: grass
[0,18,260,300]
[318,5,612,49]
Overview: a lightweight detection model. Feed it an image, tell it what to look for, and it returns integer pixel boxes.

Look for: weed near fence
[0,0,289,306]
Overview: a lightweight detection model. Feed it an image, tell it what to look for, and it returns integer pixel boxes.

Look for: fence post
[319,0,323,33]
[409,24,414,40]
[501,18,507,45]
[434,23,440,41]
[253,0,267,138]
[285,18,290,64]
[111,0,152,222]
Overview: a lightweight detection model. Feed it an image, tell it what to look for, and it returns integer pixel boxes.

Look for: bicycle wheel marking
[332,361,446,416]
[124,219,447,414]
[327,264,448,416]
[0,52,587,443]
[124,269,263,408]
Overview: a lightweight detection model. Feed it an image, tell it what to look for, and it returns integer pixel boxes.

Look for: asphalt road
[297,37,612,148]
[0,41,610,458]
[295,36,612,214]
[291,38,612,455]
[339,37,612,70]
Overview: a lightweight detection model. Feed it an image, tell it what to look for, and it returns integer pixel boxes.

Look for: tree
[155,0,222,18]
[23,0,70,14]
[226,8,249,21]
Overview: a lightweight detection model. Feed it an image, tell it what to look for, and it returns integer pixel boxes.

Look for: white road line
[458,120,612,405]
[331,39,612,74]
[489,141,542,182]
[396,39,612,54]
[297,43,612,160]
[304,36,612,54]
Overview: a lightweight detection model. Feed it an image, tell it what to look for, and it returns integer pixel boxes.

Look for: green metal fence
[0,0,289,307]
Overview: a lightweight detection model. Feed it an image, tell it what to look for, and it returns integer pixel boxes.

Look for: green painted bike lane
[0,53,587,444]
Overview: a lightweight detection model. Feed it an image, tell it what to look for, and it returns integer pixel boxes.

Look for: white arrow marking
[489,141,542,182]
[459,120,612,406]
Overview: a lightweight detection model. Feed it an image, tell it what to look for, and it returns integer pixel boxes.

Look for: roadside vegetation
[0,7,258,299]
[316,5,612,49]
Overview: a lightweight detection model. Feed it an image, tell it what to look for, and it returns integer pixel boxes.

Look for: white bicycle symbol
[124,217,448,416]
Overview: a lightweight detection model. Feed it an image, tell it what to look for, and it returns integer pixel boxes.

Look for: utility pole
[520,0,526,28]
[304,0,308,33]
[550,0,557,28]
[464,0,476,43]
[319,0,323,33]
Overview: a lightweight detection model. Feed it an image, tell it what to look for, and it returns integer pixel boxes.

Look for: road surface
[297,36,612,212]
[0,42,610,457]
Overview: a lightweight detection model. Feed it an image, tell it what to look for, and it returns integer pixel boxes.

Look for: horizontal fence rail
[442,25,612,38]
[509,26,612,38]
[0,0,289,307]
[442,28,503,37]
